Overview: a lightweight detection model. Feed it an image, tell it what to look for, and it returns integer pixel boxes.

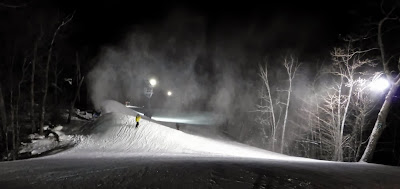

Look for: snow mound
[100,100,137,116]
[68,113,276,158]
[56,100,312,162]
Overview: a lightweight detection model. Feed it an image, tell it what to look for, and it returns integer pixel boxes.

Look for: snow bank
[60,100,303,161]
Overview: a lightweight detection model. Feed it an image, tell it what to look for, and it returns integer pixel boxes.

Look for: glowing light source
[151,116,191,123]
[167,91,172,96]
[149,78,157,87]
[369,77,390,92]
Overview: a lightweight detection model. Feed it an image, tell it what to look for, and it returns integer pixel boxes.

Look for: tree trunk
[268,84,277,152]
[317,101,322,159]
[280,57,299,154]
[15,84,21,160]
[360,14,399,163]
[335,77,343,161]
[360,80,400,162]
[39,37,55,135]
[15,59,28,160]
[9,91,14,160]
[9,54,15,160]
[67,77,84,124]
[280,79,291,153]
[0,86,8,157]
[53,57,58,105]
[338,81,353,161]
[259,63,277,151]
[266,65,276,151]
[39,52,51,135]
[31,40,38,133]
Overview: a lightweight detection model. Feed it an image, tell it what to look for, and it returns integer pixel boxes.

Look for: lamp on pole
[144,78,157,115]
[149,78,157,87]
[368,77,390,92]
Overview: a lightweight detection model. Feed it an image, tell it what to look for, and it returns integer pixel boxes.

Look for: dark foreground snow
[1,100,399,189]
[1,153,400,189]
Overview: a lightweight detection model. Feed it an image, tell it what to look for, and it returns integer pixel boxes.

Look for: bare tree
[0,86,7,157]
[280,56,300,153]
[67,52,84,124]
[30,35,40,133]
[8,51,16,160]
[14,58,30,159]
[328,44,374,161]
[297,45,374,161]
[0,1,30,8]
[39,12,74,135]
[314,86,343,160]
[351,78,376,161]
[361,6,400,162]
[52,54,63,105]
[256,56,300,153]
[257,62,278,151]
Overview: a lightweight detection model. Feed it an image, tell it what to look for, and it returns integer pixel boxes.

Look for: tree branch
[0,1,30,8]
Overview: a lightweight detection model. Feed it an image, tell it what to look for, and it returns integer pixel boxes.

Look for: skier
[136,114,141,128]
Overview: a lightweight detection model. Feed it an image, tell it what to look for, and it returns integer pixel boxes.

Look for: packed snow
[62,112,287,159]
[19,125,74,157]
[58,100,290,161]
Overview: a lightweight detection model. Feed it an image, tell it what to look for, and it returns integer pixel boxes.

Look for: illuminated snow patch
[60,112,317,163]
[151,116,192,124]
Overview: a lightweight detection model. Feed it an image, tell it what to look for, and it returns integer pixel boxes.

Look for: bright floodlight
[369,77,390,92]
[149,78,157,87]
[167,91,172,96]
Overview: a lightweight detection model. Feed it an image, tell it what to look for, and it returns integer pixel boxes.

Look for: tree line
[220,2,400,165]
[0,4,87,160]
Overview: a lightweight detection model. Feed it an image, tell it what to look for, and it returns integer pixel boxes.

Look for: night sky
[39,0,393,114]
[50,0,381,61]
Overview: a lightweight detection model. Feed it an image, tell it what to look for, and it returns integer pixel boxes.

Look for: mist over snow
[86,10,265,124]
[85,7,345,148]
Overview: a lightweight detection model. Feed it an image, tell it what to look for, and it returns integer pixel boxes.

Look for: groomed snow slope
[64,112,289,160]
[57,100,294,160]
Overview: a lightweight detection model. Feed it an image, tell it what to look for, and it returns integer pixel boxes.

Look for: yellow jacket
[136,115,141,122]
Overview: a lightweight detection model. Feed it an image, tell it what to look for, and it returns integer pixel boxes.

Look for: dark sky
[52,0,381,59]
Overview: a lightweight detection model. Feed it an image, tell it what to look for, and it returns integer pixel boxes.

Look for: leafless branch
[0,1,30,8]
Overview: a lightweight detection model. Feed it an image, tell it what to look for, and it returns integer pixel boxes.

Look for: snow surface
[61,112,289,160]
[19,126,74,156]
[1,100,400,188]
[100,100,139,116]
[59,100,288,160]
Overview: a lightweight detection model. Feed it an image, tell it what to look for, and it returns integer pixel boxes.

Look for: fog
[86,8,334,143]
[86,10,266,125]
